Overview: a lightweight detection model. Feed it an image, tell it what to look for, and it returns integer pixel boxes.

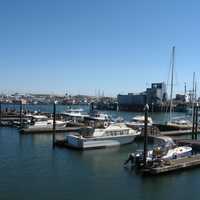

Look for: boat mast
[169,46,175,122]
[192,72,196,120]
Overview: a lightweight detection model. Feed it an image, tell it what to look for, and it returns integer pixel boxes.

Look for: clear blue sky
[0,0,200,96]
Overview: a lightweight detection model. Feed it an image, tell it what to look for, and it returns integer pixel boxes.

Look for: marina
[2,0,200,199]
[0,102,200,199]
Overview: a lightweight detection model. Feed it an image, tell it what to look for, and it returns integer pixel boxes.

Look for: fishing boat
[66,123,140,150]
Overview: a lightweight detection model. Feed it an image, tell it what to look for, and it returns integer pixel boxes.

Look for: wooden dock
[20,127,81,134]
[160,130,193,136]
[143,154,200,175]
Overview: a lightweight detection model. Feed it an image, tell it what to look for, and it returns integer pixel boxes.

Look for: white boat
[162,146,192,160]
[62,108,89,123]
[62,108,88,117]
[66,123,140,149]
[126,115,153,128]
[27,115,66,130]
[85,112,111,121]
[167,118,192,129]
[166,47,192,130]
[132,146,192,163]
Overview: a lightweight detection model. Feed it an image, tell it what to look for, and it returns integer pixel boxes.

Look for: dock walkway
[21,127,81,134]
[144,154,200,175]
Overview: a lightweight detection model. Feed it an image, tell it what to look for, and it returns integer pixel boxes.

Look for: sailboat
[166,46,192,130]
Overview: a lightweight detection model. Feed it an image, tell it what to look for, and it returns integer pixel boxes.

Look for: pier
[142,154,200,175]
[20,127,81,134]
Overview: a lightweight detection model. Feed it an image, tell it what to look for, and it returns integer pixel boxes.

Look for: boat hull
[67,134,138,150]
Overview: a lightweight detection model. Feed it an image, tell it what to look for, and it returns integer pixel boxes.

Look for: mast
[169,46,175,122]
[192,72,196,121]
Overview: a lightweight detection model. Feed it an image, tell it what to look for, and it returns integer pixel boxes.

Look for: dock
[143,154,200,175]
[20,127,81,134]
[160,129,193,136]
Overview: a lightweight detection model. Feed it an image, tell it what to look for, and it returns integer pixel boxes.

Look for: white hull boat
[126,115,153,129]
[66,123,140,150]
[27,115,66,130]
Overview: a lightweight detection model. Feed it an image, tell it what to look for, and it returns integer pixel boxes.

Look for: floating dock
[20,127,81,134]
[142,154,200,175]
[160,130,193,136]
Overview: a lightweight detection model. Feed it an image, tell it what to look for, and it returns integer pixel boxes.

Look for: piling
[19,101,23,128]
[0,102,1,126]
[195,104,199,140]
[52,101,56,148]
[143,104,149,167]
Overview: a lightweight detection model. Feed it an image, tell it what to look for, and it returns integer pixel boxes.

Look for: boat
[126,115,153,129]
[166,46,192,130]
[27,115,66,130]
[84,112,111,121]
[125,145,192,166]
[62,108,89,123]
[66,123,140,149]
[167,118,192,130]
[62,108,88,118]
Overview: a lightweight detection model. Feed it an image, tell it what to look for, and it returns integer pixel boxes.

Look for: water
[0,105,198,200]
[1,127,200,200]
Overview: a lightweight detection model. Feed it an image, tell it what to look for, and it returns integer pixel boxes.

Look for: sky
[0,0,200,96]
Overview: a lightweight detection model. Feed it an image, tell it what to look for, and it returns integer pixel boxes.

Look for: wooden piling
[0,102,2,125]
[19,101,23,129]
[143,104,149,167]
[52,101,56,148]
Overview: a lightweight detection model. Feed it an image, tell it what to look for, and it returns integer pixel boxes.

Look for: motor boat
[85,112,111,121]
[62,108,89,123]
[66,123,140,150]
[27,115,66,130]
[167,118,192,130]
[125,145,192,166]
[126,115,153,129]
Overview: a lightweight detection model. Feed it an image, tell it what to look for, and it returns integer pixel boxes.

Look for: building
[117,82,167,111]
[146,82,167,105]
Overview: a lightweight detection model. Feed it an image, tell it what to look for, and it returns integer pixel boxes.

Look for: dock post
[0,101,1,126]
[52,101,57,148]
[143,104,149,167]
[20,100,23,129]
[192,105,196,140]
[90,102,94,113]
[195,104,199,140]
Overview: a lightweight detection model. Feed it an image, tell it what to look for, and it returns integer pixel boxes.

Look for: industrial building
[117,82,167,111]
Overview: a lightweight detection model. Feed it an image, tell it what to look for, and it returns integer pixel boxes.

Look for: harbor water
[0,105,198,200]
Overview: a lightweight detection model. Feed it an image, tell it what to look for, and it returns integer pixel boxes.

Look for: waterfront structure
[117,82,167,111]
